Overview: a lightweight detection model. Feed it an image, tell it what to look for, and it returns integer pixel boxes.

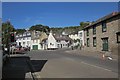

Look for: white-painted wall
[48,33,58,49]
[16,32,32,48]
[57,40,69,48]
[78,30,84,46]
[69,34,79,40]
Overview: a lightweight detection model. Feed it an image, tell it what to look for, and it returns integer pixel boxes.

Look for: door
[33,45,38,50]
[102,38,108,51]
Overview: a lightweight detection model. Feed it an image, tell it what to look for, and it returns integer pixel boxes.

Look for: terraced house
[83,12,120,55]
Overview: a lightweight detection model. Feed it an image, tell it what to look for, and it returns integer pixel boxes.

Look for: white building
[47,32,58,49]
[47,31,72,49]
[16,31,31,48]
[78,30,84,46]
[68,32,79,40]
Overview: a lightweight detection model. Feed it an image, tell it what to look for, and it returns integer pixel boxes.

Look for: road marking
[81,61,112,72]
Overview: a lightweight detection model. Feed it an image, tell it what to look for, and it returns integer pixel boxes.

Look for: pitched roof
[53,35,72,41]
[84,12,120,29]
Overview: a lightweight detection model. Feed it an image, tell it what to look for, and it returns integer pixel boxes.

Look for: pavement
[2,49,118,79]
[25,50,118,78]
[65,49,118,61]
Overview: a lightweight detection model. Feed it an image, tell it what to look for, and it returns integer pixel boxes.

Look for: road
[24,49,118,78]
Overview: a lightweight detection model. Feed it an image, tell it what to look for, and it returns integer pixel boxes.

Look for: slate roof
[83,12,120,29]
[53,35,72,41]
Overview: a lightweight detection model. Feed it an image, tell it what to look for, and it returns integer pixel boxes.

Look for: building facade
[16,31,31,48]
[31,30,48,50]
[83,12,120,55]
[69,32,79,40]
[31,30,41,50]
[78,30,84,46]
[47,31,72,49]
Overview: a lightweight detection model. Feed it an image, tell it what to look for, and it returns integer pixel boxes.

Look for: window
[87,38,90,47]
[117,32,120,43]
[23,42,25,45]
[93,26,96,35]
[80,33,82,37]
[50,43,52,45]
[102,21,107,32]
[93,37,96,47]
[86,29,89,36]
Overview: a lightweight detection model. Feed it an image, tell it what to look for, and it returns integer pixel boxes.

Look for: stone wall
[84,15,119,55]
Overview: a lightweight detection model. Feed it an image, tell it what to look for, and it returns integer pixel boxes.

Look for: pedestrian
[11,45,15,55]
[9,45,12,54]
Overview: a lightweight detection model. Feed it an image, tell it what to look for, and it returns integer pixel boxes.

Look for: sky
[2,2,118,29]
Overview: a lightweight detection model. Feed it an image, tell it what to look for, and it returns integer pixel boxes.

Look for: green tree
[29,24,50,33]
[15,29,26,34]
[2,21,15,48]
[80,22,90,28]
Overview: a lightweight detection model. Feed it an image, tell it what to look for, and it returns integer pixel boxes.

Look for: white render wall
[78,30,84,46]
[48,33,58,49]
[16,36,32,47]
[69,34,79,40]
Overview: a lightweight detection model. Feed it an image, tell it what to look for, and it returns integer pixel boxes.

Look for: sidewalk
[2,56,33,80]
[65,49,118,61]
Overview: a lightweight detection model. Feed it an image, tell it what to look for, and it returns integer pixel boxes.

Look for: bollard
[102,54,105,60]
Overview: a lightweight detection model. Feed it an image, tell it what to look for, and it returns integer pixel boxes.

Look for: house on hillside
[47,31,72,50]
[68,31,79,40]
[68,30,84,49]
[83,12,120,55]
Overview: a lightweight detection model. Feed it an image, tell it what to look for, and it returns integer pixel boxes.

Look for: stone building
[31,30,48,50]
[83,12,120,55]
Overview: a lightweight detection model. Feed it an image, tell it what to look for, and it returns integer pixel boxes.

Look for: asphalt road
[24,49,118,78]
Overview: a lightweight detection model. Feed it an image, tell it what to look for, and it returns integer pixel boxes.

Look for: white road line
[81,61,112,72]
